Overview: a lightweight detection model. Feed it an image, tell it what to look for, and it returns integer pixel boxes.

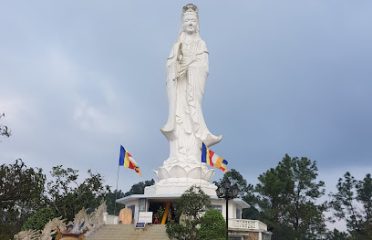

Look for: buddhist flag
[119,145,141,176]
[201,143,228,173]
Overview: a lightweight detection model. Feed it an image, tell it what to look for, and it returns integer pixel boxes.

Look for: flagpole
[114,163,120,216]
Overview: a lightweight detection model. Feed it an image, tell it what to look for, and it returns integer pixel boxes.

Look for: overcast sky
[1,1,371,200]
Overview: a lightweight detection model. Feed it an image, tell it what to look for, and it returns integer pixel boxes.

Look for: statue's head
[182,3,199,35]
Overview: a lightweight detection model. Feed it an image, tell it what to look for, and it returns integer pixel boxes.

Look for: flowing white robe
[162,38,221,164]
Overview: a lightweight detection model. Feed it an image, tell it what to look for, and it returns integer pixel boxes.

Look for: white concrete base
[146,159,219,196]
[144,178,217,196]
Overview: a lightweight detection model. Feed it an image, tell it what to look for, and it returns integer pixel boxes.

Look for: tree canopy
[214,168,258,219]
[45,166,109,221]
[198,209,225,240]
[123,179,155,197]
[166,186,213,240]
[0,161,112,239]
[0,160,45,239]
[256,154,327,239]
[330,172,372,239]
[106,189,125,215]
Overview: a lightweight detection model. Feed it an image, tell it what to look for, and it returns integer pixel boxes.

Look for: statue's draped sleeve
[166,42,180,82]
[162,43,180,134]
[192,40,209,98]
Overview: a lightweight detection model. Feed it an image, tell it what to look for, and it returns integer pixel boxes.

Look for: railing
[228,219,267,231]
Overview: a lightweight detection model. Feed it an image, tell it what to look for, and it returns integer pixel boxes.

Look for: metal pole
[114,164,120,216]
[226,197,229,240]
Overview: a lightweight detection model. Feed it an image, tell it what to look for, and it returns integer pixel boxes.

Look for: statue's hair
[182,3,198,18]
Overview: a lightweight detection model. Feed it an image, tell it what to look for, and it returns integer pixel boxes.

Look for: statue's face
[183,13,198,34]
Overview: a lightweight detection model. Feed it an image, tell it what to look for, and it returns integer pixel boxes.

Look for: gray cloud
[1,1,371,193]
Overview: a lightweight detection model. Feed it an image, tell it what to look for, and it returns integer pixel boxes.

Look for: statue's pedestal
[144,178,217,196]
[150,162,217,196]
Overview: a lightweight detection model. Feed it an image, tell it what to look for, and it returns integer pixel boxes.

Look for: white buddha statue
[150,4,221,195]
[161,3,222,166]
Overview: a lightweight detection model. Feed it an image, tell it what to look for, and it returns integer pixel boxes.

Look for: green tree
[106,189,125,215]
[22,208,56,231]
[123,179,155,197]
[325,229,350,240]
[46,166,109,221]
[198,209,225,240]
[166,186,211,240]
[255,154,326,240]
[215,169,258,219]
[0,160,45,240]
[330,172,372,239]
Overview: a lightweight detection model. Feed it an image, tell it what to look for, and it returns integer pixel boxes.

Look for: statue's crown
[183,3,198,14]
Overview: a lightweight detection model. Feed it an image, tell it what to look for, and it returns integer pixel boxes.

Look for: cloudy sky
[1,1,371,198]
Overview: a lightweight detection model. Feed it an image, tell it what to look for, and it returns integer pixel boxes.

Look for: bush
[22,208,56,231]
[198,209,225,240]
[166,186,211,240]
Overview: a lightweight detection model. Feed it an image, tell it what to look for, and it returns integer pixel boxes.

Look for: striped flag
[201,143,228,173]
[119,145,141,176]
